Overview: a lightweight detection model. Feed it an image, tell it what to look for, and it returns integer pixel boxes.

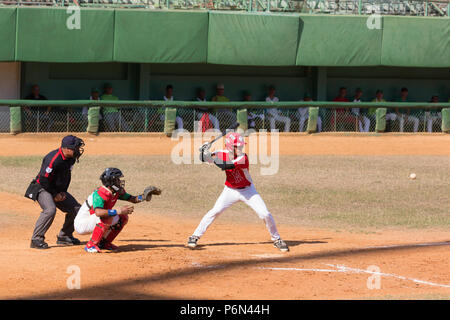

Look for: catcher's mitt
[142,186,162,202]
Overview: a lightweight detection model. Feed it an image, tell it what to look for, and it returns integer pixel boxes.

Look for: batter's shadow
[114,239,327,252]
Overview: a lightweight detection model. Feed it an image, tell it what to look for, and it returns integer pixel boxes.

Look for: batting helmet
[225,132,245,151]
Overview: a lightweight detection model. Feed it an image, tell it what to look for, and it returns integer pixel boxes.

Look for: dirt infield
[2,133,450,156]
[0,134,449,299]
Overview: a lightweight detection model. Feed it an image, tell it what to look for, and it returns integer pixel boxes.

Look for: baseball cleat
[274,239,289,252]
[99,240,119,251]
[187,236,199,248]
[30,239,49,250]
[84,242,101,253]
[57,235,81,246]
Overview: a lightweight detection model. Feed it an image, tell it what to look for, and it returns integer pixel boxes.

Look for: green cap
[91,87,100,93]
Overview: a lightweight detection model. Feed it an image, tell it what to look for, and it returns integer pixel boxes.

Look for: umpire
[26,135,85,249]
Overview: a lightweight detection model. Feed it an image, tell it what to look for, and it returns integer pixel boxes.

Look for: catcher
[74,167,161,253]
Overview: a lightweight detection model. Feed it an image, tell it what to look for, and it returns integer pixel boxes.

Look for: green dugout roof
[0,7,449,67]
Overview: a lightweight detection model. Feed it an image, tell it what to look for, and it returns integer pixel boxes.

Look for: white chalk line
[251,254,285,259]
[258,264,450,289]
[191,262,224,269]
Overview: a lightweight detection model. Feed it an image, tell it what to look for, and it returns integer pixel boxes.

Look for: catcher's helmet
[225,132,245,151]
[100,168,124,192]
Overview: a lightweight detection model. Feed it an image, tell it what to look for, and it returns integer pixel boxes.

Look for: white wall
[0,62,20,131]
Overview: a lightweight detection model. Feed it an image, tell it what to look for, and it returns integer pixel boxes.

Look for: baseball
[409,173,417,180]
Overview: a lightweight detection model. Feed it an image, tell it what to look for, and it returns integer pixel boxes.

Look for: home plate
[251,254,284,258]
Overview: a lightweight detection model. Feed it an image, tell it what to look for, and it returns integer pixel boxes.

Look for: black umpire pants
[31,190,81,241]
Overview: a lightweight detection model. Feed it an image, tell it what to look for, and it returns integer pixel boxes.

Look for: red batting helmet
[225,132,245,151]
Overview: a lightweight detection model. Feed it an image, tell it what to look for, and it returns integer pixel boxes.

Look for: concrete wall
[21,62,139,100]
[0,62,20,132]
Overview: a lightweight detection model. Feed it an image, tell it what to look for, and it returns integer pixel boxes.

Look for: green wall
[3,7,449,68]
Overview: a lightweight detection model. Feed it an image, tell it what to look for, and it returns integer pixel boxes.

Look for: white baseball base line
[258,264,450,289]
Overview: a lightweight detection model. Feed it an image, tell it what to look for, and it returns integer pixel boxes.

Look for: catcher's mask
[100,167,125,192]
[61,135,85,162]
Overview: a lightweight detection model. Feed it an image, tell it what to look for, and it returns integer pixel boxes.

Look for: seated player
[75,167,161,253]
[188,132,289,252]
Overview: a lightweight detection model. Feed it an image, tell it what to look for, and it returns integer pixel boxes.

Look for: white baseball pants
[399,115,419,132]
[193,184,281,241]
[358,116,370,132]
[269,115,291,132]
[74,203,119,235]
[426,112,441,133]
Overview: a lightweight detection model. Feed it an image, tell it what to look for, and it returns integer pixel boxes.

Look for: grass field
[2,154,449,230]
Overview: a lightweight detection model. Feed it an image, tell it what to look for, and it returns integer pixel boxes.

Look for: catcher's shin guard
[89,222,109,245]
[104,214,129,244]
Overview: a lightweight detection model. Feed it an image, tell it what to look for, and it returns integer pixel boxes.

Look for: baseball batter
[75,167,161,253]
[188,132,289,252]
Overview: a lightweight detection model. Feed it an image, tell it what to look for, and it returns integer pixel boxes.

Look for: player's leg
[176,116,184,130]
[239,186,289,252]
[317,116,322,132]
[363,116,370,132]
[84,215,119,253]
[279,114,291,132]
[55,192,81,245]
[74,200,100,236]
[411,116,419,132]
[299,116,306,132]
[104,113,114,131]
[269,116,276,131]
[74,206,99,235]
[189,187,239,247]
[99,214,129,250]
[30,190,57,249]
[427,116,433,133]
[399,115,405,132]
[358,118,363,132]
[209,114,220,130]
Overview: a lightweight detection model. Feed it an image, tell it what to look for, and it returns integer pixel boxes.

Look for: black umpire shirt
[36,148,75,196]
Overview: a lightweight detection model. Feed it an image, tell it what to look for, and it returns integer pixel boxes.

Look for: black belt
[85,199,92,209]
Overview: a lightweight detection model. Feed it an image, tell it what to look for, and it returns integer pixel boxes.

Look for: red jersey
[333,96,349,112]
[215,151,252,189]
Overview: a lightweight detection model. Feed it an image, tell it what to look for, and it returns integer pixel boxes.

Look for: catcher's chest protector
[87,187,120,214]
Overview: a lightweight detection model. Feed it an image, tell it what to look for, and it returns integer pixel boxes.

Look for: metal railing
[1,0,449,16]
[2,100,449,134]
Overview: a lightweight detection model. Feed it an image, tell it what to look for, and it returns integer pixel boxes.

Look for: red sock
[104,215,128,244]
